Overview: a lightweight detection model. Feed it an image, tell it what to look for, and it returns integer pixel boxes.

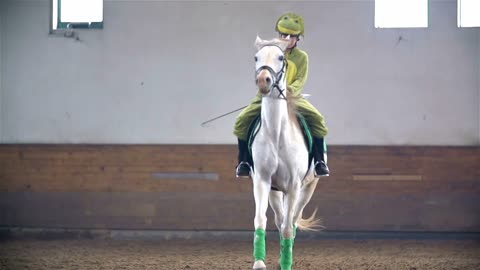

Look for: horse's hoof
[253,260,266,270]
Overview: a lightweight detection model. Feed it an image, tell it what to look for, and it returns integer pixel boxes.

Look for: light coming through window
[375,0,428,28]
[52,0,103,30]
[458,0,480,27]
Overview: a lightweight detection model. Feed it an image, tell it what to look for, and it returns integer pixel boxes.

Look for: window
[458,0,480,27]
[375,0,428,28]
[52,0,103,30]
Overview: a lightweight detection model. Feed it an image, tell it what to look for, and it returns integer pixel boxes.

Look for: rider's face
[279,33,299,49]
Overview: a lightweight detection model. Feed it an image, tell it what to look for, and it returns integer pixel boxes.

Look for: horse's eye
[279,55,284,61]
[254,56,258,62]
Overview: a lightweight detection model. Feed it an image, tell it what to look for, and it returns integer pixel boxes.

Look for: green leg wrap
[280,238,294,270]
[279,226,297,264]
[253,228,266,261]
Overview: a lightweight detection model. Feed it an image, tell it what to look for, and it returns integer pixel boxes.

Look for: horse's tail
[296,208,324,231]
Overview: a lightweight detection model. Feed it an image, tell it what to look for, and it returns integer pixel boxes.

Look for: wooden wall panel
[0,145,479,232]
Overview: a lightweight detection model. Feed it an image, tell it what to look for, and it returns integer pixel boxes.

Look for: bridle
[255,45,288,100]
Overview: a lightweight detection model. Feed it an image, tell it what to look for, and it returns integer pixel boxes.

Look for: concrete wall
[1,0,479,145]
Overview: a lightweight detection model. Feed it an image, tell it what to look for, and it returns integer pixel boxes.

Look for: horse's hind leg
[269,190,284,232]
[252,177,271,270]
[293,177,320,230]
[268,190,285,270]
[279,187,300,270]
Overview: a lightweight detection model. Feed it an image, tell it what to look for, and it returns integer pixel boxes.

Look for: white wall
[2,0,479,145]
[0,0,4,141]
[476,24,480,145]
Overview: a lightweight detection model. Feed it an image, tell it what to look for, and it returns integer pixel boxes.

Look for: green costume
[233,34,328,141]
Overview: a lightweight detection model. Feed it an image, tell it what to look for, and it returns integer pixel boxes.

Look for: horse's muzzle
[256,70,272,94]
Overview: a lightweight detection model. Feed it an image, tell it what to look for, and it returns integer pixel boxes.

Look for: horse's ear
[255,36,264,50]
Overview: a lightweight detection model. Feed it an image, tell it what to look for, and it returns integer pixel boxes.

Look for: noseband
[256,46,288,99]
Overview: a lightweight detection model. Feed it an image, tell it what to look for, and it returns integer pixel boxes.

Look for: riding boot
[236,139,252,178]
[313,137,330,177]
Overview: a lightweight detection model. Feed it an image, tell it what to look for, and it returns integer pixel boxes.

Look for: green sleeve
[289,51,308,96]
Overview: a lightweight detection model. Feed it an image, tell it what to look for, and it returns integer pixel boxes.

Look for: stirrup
[236,161,251,178]
[314,161,330,177]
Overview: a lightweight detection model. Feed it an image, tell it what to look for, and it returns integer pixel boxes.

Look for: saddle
[247,113,314,171]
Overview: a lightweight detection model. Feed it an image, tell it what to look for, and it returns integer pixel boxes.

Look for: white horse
[251,36,321,270]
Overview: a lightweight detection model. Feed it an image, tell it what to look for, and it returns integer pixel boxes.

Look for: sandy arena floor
[1,238,479,270]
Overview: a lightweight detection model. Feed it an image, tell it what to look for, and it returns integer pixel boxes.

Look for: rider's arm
[289,51,309,96]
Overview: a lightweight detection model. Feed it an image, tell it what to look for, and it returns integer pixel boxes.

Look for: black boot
[313,137,330,177]
[236,139,251,178]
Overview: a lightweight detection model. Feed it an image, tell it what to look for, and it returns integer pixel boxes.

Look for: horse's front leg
[252,175,271,270]
[279,185,300,270]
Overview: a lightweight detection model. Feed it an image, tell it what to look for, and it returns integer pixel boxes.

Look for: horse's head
[254,36,290,96]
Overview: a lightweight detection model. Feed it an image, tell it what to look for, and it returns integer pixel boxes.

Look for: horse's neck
[260,93,289,145]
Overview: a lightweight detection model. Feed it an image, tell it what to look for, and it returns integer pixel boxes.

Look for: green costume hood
[275,13,305,36]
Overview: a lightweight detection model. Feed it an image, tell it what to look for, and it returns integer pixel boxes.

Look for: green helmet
[275,13,305,37]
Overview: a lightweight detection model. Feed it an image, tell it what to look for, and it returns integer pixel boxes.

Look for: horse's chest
[252,140,277,163]
[252,140,297,169]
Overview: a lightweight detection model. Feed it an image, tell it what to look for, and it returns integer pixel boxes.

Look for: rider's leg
[234,96,262,178]
[236,138,251,177]
[312,137,329,176]
[294,97,330,177]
